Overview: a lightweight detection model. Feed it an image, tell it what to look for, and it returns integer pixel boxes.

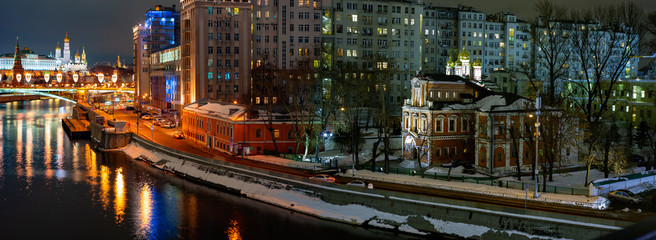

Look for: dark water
[0,99,411,240]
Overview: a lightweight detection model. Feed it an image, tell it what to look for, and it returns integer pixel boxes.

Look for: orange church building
[402,74,547,174]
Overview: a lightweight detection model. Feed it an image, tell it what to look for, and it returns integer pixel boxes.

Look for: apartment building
[133,5,180,107]
[180,0,252,106]
[321,0,423,108]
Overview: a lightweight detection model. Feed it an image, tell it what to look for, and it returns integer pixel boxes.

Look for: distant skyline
[0,0,653,67]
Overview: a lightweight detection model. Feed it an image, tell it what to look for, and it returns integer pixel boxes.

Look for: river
[0,99,413,239]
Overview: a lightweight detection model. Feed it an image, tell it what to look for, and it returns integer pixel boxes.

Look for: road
[100,106,647,222]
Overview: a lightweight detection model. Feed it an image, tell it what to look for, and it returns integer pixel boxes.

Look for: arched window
[461,116,470,132]
[434,115,445,133]
[420,114,428,132]
[448,115,458,132]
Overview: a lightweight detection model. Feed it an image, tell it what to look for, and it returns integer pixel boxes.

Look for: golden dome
[75,51,80,58]
[64,32,70,42]
[458,48,470,61]
[446,56,455,67]
[56,42,61,50]
[473,57,482,67]
[455,59,463,66]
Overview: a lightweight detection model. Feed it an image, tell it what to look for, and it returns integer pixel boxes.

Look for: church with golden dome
[445,48,482,81]
[55,32,88,73]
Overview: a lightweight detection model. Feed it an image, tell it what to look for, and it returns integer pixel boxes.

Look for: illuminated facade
[150,45,181,111]
[1,47,57,71]
[180,0,252,105]
[1,38,56,85]
[133,5,180,107]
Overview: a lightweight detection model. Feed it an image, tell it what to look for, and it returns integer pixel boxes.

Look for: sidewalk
[337,168,609,209]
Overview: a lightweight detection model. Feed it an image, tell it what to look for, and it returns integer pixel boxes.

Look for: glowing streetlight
[25,73,31,82]
[111,73,118,83]
[98,73,104,83]
[16,74,22,82]
[56,73,63,83]
[73,73,79,83]
[44,73,50,83]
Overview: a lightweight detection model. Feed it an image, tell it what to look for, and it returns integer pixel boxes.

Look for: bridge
[0,87,135,103]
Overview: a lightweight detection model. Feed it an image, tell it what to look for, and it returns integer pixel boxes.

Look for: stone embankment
[120,133,630,239]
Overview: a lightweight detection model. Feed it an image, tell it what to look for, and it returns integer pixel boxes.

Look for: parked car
[309,174,335,183]
[608,190,642,204]
[125,106,135,111]
[141,114,153,120]
[173,132,185,139]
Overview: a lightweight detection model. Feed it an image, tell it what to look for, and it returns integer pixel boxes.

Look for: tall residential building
[133,23,150,100]
[180,0,252,105]
[133,5,180,106]
[456,6,486,70]
[252,0,322,69]
[150,45,181,111]
[321,0,423,108]
[484,12,531,74]
[250,0,323,106]
[422,6,458,74]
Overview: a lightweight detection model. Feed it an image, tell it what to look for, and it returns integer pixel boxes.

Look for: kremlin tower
[63,32,71,63]
[11,37,24,86]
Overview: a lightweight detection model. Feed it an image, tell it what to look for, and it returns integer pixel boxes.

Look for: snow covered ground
[121,141,618,239]
[337,167,610,210]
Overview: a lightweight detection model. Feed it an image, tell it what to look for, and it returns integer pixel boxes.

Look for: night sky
[0,0,653,67]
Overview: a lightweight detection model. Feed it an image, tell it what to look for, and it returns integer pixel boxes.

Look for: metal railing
[360,164,588,195]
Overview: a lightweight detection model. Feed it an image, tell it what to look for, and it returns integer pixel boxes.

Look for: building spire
[12,36,24,86]
[82,46,86,61]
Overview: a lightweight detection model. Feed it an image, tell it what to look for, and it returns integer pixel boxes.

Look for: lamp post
[534,91,541,198]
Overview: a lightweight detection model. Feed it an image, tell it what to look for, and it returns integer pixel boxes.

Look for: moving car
[309,174,335,183]
[346,180,367,187]
[346,180,373,189]
[153,118,167,126]
[608,189,642,204]
[141,114,153,120]
[173,132,185,139]
[161,121,175,128]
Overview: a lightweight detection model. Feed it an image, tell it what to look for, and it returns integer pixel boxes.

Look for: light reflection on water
[114,167,126,224]
[0,100,404,240]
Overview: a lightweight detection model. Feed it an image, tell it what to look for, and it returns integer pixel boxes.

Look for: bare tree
[252,61,283,157]
[568,2,646,183]
[533,0,572,104]
[282,64,318,161]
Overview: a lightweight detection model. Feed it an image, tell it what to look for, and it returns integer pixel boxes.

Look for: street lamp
[44,73,50,83]
[534,91,541,198]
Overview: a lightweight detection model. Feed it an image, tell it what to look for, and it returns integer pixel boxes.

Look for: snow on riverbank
[121,142,583,239]
[338,168,610,210]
